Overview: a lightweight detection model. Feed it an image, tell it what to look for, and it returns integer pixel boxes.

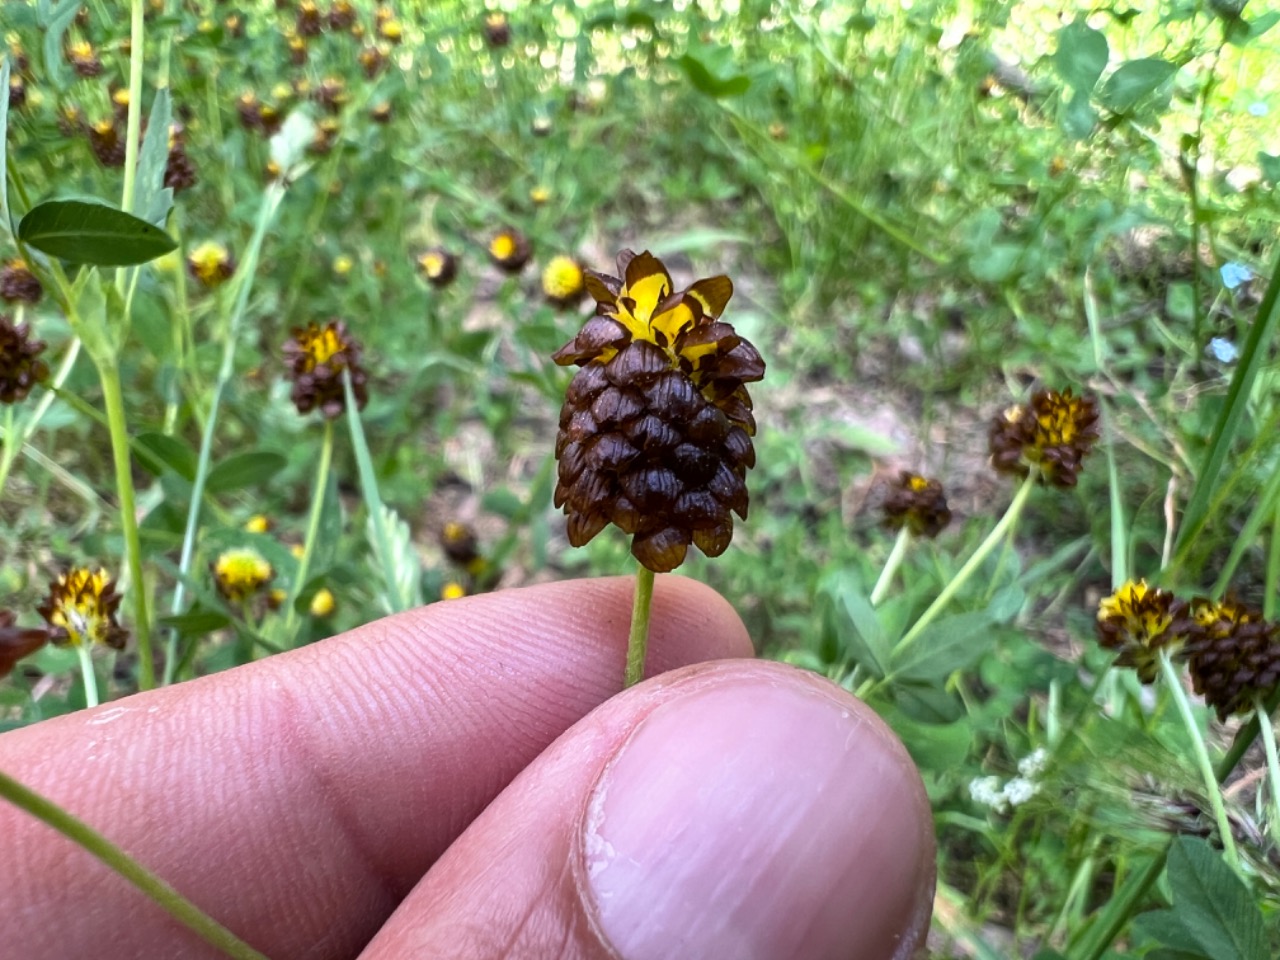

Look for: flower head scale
[1182,597,1280,719]
[37,568,129,651]
[0,258,43,305]
[1096,579,1191,683]
[989,388,1100,488]
[213,548,274,603]
[551,250,765,573]
[0,610,51,679]
[283,319,369,419]
[0,314,49,404]
[882,471,951,538]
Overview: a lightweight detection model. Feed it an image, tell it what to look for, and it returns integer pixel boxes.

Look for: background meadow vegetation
[3,0,1280,956]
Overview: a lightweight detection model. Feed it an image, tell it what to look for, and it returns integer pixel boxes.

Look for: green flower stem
[624,565,656,688]
[0,768,269,960]
[282,420,334,643]
[1269,499,1280,621]
[163,184,285,685]
[98,360,153,691]
[1255,694,1280,845]
[870,526,911,606]
[893,473,1036,661]
[119,0,145,219]
[75,645,99,708]
[1158,650,1240,873]
[342,371,404,613]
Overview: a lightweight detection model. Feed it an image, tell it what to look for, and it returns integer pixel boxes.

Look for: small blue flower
[1221,262,1253,291]
[1249,102,1269,117]
[1208,337,1239,364]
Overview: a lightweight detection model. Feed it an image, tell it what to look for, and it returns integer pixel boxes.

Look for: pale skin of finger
[0,576,751,960]
[360,660,935,960]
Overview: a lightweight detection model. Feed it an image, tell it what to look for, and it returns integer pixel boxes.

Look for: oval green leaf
[17,198,178,266]
[205,451,288,494]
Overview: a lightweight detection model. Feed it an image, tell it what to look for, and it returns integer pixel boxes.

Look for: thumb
[359,661,934,960]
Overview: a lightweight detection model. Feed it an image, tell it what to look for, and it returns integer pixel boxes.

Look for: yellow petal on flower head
[419,252,445,277]
[622,252,673,323]
[490,233,516,261]
[687,275,733,318]
[650,293,703,350]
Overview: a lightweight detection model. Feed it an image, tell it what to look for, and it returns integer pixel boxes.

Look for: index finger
[0,575,752,960]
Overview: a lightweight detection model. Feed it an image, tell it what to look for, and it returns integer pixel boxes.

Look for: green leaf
[482,487,525,519]
[1166,836,1268,960]
[1258,151,1280,184]
[0,56,9,229]
[135,88,175,227]
[205,451,287,494]
[135,431,198,482]
[893,681,965,723]
[41,0,83,90]
[675,52,751,99]
[157,608,232,635]
[970,243,1023,284]
[1132,908,1210,956]
[1062,89,1099,140]
[820,571,890,677]
[1098,58,1177,114]
[890,610,996,682]
[18,199,178,266]
[885,712,972,770]
[1054,19,1109,92]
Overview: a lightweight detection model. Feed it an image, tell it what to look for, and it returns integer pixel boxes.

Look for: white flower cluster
[968,748,1048,814]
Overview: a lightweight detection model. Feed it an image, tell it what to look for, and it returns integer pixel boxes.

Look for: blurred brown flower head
[283,319,369,418]
[1096,579,1190,683]
[1183,597,1280,719]
[359,45,389,78]
[326,0,356,31]
[9,73,27,111]
[66,40,102,78]
[0,258,43,305]
[416,249,458,287]
[440,521,481,569]
[314,76,347,114]
[296,0,323,36]
[989,388,1100,488]
[213,548,274,603]
[309,118,340,155]
[164,125,198,192]
[287,33,309,65]
[370,101,392,124]
[187,241,236,288]
[378,18,403,43]
[542,255,585,308]
[0,610,51,679]
[88,119,126,167]
[483,11,511,47]
[37,568,129,651]
[882,471,952,538]
[552,250,765,572]
[237,92,282,135]
[489,229,531,274]
[0,314,49,404]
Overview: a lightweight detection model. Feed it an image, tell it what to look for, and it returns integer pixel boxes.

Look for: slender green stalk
[0,769,269,960]
[282,421,334,642]
[1255,694,1280,845]
[1158,650,1239,873]
[870,526,910,606]
[75,645,99,708]
[163,185,285,684]
[119,0,145,219]
[1268,499,1280,621]
[894,474,1036,659]
[343,371,403,612]
[624,565,656,688]
[98,362,153,690]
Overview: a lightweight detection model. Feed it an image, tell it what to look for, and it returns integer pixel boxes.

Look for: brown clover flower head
[283,319,369,418]
[164,127,198,192]
[441,521,480,568]
[0,258,43,305]
[8,74,26,111]
[37,568,129,651]
[1096,579,1191,683]
[378,18,403,43]
[882,471,952,538]
[416,249,458,287]
[489,229,531,274]
[66,40,102,78]
[213,548,274,603]
[88,119,126,167]
[989,388,1100,488]
[309,118,340,155]
[314,76,347,114]
[370,101,392,124]
[483,11,511,47]
[1183,597,1280,719]
[296,0,323,36]
[359,45,389,79]
[551,250,765,572]
[237,92,282,136]
[0,610,51,679]
[326,0,356,31]
[187,242,236,288]
[0,314,49,404]
[542,255,585,307]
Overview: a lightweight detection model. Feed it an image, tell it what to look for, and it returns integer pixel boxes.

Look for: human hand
[0,576,934,960]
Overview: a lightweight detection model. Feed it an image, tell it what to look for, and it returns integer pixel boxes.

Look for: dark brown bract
[0,610,50,679]
[283,319,369,419]
[0,314,49,404]
[989,388,1100,488]
[552,250,765,573]
[0,259,42,305]
[882,471,951,538]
